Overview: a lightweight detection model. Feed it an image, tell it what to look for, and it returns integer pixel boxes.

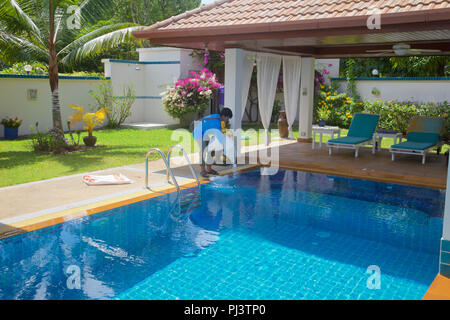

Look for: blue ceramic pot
[4,127,18,140]
[318,120,326,127]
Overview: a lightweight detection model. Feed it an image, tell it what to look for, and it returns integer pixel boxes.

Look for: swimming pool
[0,169,445,300]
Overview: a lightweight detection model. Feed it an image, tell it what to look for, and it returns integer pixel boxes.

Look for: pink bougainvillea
[162,68,222,120]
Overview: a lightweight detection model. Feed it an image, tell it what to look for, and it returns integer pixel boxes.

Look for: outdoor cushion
[407,117,445,134]
[407,132,440,144]
[347,113,380,139]
[328,136,371,145]
[391,132,440,151]
[390,141,436,151]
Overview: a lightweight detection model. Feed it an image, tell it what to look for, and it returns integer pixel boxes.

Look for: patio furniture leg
[372,136,376,154]
[355,147,359,158]
[422,154,426,165]
[312,132,315,149]
[329,147,332,156]
[391,153,395,161]
[319,133,323,148]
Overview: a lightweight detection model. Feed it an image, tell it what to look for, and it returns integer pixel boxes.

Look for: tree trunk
[48,0,63,136]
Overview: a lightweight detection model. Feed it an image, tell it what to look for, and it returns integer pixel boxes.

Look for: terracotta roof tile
[145,0,450,31]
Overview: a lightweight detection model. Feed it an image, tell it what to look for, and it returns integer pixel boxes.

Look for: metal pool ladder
[145,146,201,222]
[166,144,200,188]
[145,145,200,192]
[145,148,180,192]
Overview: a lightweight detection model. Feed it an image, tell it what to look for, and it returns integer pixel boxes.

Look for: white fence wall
[103,47,202,126]
[333,78,450,103]
[0,76,104,137]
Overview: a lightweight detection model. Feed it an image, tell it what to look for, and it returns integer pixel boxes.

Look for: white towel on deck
[82,174,133,186]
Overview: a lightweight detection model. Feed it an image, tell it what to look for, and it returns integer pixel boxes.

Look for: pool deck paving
[0,139,448,299]
[269,141,447,189]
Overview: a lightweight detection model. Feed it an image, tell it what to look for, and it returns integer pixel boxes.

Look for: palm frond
[59,24,143,66]
[0,31,49,62]
[1,0,47,48]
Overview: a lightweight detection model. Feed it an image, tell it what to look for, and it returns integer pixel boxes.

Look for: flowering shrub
[1,117,22,128]
[363,100,450,139]
[162,68,222,120]
[315,83,364,128]
[29,122,69,153]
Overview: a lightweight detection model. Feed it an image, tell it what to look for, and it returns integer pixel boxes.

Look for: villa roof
[133,0,450,58]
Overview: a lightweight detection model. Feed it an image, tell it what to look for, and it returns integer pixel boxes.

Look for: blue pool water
[0,169,445,300]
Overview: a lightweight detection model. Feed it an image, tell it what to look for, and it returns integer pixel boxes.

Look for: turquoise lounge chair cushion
[328,136,371,145]
[407,132,440,144]
[391,132,440,150]
[390,141,436,151]
[347,113,380,139]
[327,113,379,146]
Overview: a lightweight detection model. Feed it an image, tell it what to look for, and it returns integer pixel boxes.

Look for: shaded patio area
[259,141,447,189]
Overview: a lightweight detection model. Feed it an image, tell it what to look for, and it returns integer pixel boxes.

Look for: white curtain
[241,52,256,121]
[257,53,282,145]
[282,56,302,139]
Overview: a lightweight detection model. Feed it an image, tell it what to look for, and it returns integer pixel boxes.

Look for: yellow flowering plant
[68,104,110,137]
[317,106,330,121]
[314,83,364,128]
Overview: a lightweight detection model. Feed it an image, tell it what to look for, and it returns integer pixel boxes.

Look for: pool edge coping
[0,164,259,240]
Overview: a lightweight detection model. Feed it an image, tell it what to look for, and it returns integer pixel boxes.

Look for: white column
[443,156,450,240]
[101,59,112,78]
[298,57,315,141]
[224,48,244,163]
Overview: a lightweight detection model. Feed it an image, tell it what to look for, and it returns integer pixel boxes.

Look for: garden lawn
[0,128,198,188]
[0,126,448,188]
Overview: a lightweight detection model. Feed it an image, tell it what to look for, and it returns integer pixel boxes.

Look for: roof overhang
[133,8,450,58]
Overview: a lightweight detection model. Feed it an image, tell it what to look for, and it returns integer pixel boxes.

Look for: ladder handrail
[166,144,200,187]
[145,148,180,192]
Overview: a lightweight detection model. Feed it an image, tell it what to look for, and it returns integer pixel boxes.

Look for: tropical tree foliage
[390,56,450,77]
[113,0,201,25]
[0,0,144,134]
[0,0,203,134]
[340,56,450,77]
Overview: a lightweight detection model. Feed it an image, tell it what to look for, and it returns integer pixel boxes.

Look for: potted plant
[1,117,23,140]
[317,106,330,127]
[68,105,109,147]
[277,110,289,138]
[161,68,222,128]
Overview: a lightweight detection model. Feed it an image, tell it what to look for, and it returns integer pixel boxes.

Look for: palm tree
[0,0,143,135]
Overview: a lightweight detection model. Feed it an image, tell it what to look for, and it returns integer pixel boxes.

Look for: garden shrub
[363,100,449,139]
[29,123,69,153]
[89,80,136,128]
[0,61,47,75]
[314,82,365,128]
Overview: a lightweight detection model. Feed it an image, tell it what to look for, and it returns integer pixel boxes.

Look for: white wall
[334,79,450,103]
[0,77,103,137]
[103,47,202,126]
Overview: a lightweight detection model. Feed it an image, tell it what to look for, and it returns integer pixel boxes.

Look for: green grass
[0,126,448,188]
[0,128,197,187]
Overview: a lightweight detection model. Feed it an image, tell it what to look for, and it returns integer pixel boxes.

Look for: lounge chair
[327,113,380,158]
[390,116,445,165]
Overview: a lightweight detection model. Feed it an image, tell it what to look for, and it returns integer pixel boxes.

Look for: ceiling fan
[366,43,442,56]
